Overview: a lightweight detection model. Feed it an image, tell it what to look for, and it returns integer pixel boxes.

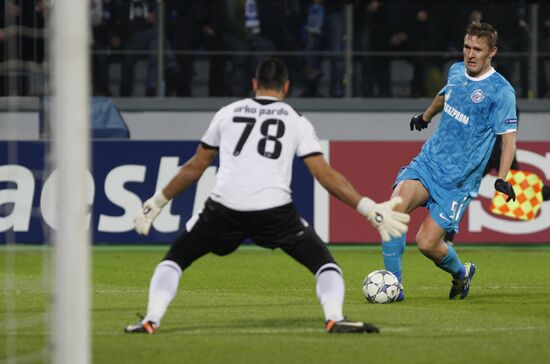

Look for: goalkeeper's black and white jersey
[201,96,322,211]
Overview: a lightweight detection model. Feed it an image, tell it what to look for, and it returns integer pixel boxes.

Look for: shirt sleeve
[200,106,225,148]
[491,86,518,135]
[296,116,323,158]
[438,84,449,97]
[438,62,461,96]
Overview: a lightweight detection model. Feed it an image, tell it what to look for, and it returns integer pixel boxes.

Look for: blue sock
[382,235,406,283]
[437,243,465,279]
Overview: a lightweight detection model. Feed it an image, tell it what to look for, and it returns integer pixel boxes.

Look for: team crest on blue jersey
[471,89,484,103]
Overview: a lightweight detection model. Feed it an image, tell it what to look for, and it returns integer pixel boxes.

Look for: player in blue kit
[382,21,518,301]
[444,108,550,243]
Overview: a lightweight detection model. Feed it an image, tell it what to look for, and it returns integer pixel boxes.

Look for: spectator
[0,1,20,95]
[357,0,416,97]
[383,0,418,97]
[472,1,530,98]
[91,0,118,96]
[425,0,470,54]
[407,1,444,97]
[353,0,392,97]
[0,0,46,96]
[302,0,345,97]
[419,0,473,88]
[538,3,550,97]
[251,0,306,94]
[165,0,193,96]
[166,0,233,97]
[114,0,184,97]
[220,0,253,97]
[244,0,276,71]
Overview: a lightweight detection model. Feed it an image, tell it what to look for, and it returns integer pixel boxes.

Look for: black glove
[410,113,429,131]
[494,178,516,202]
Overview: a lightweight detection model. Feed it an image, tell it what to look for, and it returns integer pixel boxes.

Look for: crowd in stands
[0,0,46,95]
[2,0,550,98]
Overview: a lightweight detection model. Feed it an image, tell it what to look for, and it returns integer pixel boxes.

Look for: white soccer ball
[363,269,401,304]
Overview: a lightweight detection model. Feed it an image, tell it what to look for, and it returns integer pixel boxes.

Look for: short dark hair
[465,21,498,49]
[255,58,288,91]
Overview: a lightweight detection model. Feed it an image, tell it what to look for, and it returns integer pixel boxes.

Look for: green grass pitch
[1,245,550,364]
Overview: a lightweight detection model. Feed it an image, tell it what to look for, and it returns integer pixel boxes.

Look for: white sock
[144,260,182,326]
[315,263,345,322]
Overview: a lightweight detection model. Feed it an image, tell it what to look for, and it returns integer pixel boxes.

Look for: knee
[391,192,415,214]
[416,233,438,257]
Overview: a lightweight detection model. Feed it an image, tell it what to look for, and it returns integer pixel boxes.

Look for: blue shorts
[394,159,471,233]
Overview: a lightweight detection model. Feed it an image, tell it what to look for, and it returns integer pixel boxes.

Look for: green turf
[1,245,550,364]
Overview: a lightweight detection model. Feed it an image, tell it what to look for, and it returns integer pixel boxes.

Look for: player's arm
[303,154,361,207]
[497,132,516,180]
[135,144,218,235]
[423,94,444,121]
[162,144,218,199]
[494,132,517,202]
[410,95,444,131]
[303,155,409,241]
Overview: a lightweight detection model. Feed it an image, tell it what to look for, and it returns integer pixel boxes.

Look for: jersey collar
[252,96,279,105]
[464,67,495,82]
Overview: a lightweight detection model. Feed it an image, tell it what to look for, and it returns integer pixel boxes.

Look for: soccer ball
[363,270,401,304]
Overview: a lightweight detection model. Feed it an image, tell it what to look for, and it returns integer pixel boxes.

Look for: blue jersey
[416,62,517,196]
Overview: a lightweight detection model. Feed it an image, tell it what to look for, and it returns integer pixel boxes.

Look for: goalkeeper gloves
[356,196,410,242]
[410,113,429,131]
[494,178,516,202]
[134,190,169,235]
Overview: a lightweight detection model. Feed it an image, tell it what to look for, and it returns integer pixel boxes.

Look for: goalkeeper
[124,58,409,335]
[444,108,550,242]
[383,22,517,302]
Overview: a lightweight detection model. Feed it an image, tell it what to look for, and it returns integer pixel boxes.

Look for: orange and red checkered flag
[490,169,544,221]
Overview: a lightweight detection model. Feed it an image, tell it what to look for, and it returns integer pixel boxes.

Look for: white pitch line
[0,349,48,364]
[0,314,51,329]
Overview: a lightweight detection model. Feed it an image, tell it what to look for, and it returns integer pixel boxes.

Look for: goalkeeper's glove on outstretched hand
[134,190,169,235]
[410,113,429,131]
[494,178,516,202]
[357,196,410,241]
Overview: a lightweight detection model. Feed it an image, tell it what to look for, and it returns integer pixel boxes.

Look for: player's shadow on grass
[401,289,541,305]
[95,307,152,313]
[171,302,313,309]
[158,318,321,334]
[473,291,543,303]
